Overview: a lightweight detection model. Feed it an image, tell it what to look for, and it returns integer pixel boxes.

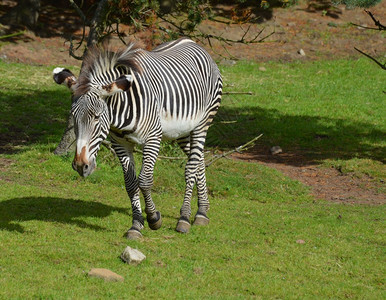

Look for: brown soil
[0,1,384,204]
[231,150,384,205]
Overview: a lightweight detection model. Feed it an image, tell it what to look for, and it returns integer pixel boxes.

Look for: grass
[0,58,385,298]
[212,58,385,181]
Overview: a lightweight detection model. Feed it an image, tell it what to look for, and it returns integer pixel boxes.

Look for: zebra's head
[53,67,133,177]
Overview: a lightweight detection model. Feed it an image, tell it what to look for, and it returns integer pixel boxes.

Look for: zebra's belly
[160,115,202,140]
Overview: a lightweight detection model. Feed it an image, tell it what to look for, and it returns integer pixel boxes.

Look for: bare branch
[0,30,25,39]
[87,0,108,47]
[354,47,386,70]
[68,36,85,60]
[350,22,380,30]
[205,134,263,167]
[365,10,386,30]
[69,0,87,24]
[223,91,253,95]
[158,15,274,46]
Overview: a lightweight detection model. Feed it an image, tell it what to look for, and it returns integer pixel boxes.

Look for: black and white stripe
[68,38,222,237]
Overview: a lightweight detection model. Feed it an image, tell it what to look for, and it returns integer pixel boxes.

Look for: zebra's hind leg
[176,136,193,233]
[193,158,210,226]
[139,137,163,231]
[176,129,210,233]
[192,104,221,226]
[113,141,144,240]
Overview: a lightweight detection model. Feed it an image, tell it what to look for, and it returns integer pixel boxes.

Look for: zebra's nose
[72,160,89,177]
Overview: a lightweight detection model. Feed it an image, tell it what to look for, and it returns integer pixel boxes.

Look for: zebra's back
[136,38,222,140]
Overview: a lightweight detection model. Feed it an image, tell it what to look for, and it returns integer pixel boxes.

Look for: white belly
[160,115,202,140]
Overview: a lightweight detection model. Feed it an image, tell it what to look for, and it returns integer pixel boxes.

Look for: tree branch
[102,134,264,166]
[158,15,275,45]
[223,91,253,95]
[87,0,108,47]
[354,47,386,70]
[69,0,86,25]
[205,134,263,167]
[365,9,386,30]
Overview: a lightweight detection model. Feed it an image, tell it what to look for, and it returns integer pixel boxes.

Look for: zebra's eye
[94,114,100,121]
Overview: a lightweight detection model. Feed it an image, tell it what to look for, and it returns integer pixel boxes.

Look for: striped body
[53,38,222,237]
[107,39,222,144]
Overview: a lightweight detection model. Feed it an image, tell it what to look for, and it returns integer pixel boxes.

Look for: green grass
[0,59,385,298]
[213,59,385,166]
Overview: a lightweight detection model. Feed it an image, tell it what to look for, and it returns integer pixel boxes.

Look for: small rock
[270,146,282,155]
[298,49,306,56]
[121,246,146,265]
[88,268,124,282]
[155,260,167,267]
[219,59,237,66]
[259,66,267,72]
[296,239,306,244]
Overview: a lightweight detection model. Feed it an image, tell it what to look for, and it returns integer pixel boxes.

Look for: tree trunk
[0,0,41,29]
[54,113,76,155]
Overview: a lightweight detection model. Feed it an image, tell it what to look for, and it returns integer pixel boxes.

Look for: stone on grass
[219,59,237,66]
[270,146,283,155]
[121,246,146,265]
[298,49,306,56]
[88,268,124,282]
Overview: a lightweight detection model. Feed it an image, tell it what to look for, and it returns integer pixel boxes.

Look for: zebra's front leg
[139,137,163,230]
[113,142,144,240]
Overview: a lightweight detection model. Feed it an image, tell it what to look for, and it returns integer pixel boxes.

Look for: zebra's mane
[74,42,143,97]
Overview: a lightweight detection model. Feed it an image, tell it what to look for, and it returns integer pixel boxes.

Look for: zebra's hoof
[176,217,191,233]
[124,228,143,240]
[193,213,210,226]
[147,211,162,230]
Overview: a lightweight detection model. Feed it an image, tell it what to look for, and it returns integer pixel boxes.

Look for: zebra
[53,38,222,239]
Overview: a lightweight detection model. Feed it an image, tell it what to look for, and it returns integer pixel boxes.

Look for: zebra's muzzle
[72,146,96,177]
[72,159,96,177]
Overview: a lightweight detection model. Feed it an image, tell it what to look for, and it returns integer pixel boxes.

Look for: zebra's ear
[100,75,133,97]
[53,68,77,90]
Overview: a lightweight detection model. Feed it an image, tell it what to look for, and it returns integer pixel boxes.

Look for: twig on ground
[223,91,253,95]
[101,134,264,166]
[205,134,263,167]
[0,31,25,39]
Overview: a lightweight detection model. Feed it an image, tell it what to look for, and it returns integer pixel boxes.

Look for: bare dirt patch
[231,148,385,205]
[0,157,14,182]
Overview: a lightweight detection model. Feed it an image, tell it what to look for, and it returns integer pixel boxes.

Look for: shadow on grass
[1,87,384,166]
[0,197,127,233]
[0,88,70,154]
[207,103,385,166]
